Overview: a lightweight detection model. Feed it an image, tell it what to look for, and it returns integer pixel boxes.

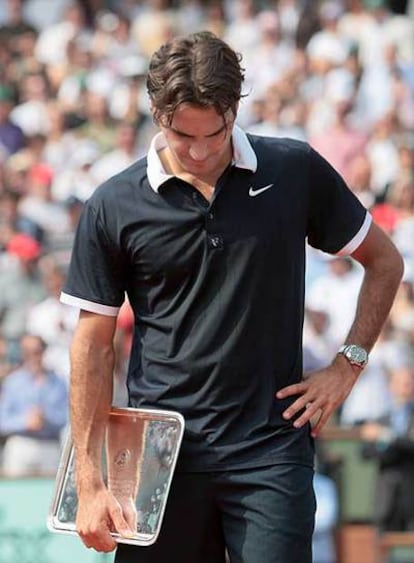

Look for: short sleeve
[61,201,127,314]
[307,148,369,254]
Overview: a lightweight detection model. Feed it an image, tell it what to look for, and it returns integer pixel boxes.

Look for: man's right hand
[76,486,135,552]
[27,407,44,431]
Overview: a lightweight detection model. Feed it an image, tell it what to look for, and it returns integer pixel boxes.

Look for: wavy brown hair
[147,31,245,125]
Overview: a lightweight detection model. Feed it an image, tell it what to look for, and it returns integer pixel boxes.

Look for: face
[158,104,235,180]
[21,335,44,370]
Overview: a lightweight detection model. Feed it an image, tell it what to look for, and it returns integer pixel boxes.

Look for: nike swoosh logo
[248,184,274,197]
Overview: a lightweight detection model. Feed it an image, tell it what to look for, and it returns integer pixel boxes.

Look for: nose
[189,142,208,161]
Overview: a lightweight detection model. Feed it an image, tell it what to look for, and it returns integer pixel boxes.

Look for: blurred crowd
[0,0,413,555]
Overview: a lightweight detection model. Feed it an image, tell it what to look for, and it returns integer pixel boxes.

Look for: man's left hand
[276,355,361,437]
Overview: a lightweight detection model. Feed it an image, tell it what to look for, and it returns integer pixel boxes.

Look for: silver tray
[47,407,185,546]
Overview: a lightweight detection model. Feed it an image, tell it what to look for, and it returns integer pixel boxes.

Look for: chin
[184,162,210,174]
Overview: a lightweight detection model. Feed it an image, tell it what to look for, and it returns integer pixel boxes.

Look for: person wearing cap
[61,32,404,562]
[7,230,41,261]
[0,232,46,345]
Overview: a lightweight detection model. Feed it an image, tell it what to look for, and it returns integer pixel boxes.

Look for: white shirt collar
[146,125,258,192]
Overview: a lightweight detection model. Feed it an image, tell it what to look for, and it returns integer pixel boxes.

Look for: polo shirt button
[208,212,214,220]
[208,235,223,249]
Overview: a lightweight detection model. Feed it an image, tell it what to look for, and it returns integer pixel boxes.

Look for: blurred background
[0,0,413,561]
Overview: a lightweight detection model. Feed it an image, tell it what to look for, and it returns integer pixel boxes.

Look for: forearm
[70,323,115,492]
[279,225,403,437]
[345,253,403,351]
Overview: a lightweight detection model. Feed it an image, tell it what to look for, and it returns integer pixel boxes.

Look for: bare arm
[345,221,405,349]
[277,222,404,436]
[70,310,132,552]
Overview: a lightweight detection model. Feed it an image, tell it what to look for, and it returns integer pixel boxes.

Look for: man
[61,32,403,562]
[0,333,68,476]
[361,359,414,532]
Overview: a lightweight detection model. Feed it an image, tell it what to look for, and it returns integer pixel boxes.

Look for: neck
[29,366,45,380]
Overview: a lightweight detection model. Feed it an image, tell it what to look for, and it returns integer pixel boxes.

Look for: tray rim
[47,406,185,546]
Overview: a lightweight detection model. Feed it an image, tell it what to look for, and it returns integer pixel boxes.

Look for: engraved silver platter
[47,407,185,546]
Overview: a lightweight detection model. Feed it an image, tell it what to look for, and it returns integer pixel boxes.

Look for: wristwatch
[338,344,369,369]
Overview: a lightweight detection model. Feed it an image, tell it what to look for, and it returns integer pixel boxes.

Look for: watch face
[347,345,368,365]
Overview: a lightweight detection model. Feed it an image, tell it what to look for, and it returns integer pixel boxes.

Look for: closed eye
[170,126,226,139]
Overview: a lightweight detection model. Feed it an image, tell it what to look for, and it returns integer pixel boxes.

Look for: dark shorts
[115,463,315,563]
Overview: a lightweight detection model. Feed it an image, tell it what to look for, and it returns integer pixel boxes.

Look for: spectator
[306,256,363,350]
[108,54,150,125]
[0,333,68,476]
[56,35,95,115]
[23,0,74,31]
[90,11,138,71]
[42,100,79,174]
[365,113,400,199]
[372,175,414,235]
[0,84,25,156]
[309,95,368,186]
[306,1,350,70]
[52,194,84,267]
[303,306,338,372]
[388,259,414,343]
[0,0,37,59]
[360,358,414,531]
[130,0,177,59]
[339,353,392,425]
[346,154,376,209]
[197,1,226,38]
[0,334,19,382]
[89,120,142,185]
[34,0,90,68]
[6,23,40,86]
[9,71,51,137]
[248,87,307,141]
[0,188,44,243]
[18,162,71,250]
[0,232,46,344]
[51,140,99,203]
[74,89,117,153]
[223,0,260,54]
[243,9,296,102]
[337,0,380,68]
[25,257,79,381]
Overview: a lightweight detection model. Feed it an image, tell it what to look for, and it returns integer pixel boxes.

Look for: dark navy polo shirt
[61,128,371,471]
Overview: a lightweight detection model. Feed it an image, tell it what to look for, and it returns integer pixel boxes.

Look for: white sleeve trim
[60,292,120,317]
[336,212,372,256]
